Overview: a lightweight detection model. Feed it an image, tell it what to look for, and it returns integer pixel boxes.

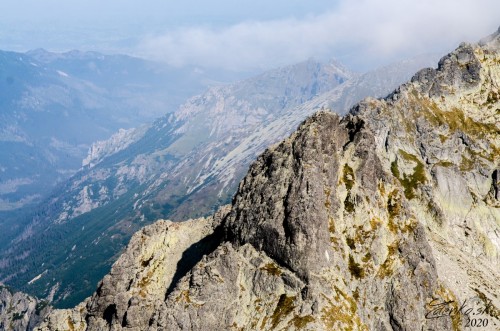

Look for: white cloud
[138,0,500,71]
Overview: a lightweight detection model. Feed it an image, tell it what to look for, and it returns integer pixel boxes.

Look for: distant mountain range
[0,48,242,241]
[0,53,440,308]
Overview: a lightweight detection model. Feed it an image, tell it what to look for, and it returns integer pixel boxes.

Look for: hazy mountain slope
[0,48,241,258]
[37,28,500,331]
[0,50,95,213]
[0,49,224,218]
[25,49,236,123]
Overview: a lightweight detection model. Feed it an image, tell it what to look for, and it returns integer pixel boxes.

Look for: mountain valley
[0,48,239,252]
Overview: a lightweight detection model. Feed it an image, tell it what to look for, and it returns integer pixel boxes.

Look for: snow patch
[28,270,47,285]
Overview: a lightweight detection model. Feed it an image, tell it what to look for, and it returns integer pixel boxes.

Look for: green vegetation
[271,294,296,328]
[1,158,232,309]
[387,189,402,232]
[353,288,360,301]
[344,193,356,213]
[340,164,356,213]
[362,252,372,263]
[390,160,400,178]
[348,255,365,279]
[328,217,336,234]
[346,237,356,250]
[260,263,282,277]
[430,285,462,331]
[377,242,399,278]
[324,188,331,209]
[460,154,475,171]
[290,315,315,328]
[391,150,427,200]
[370,217,381,230]
[418,98,499,139]
[474,288,500,319]
[486,90,499,105]
[342,164,355,191]
[436,160,454,168]
[320,287,367,331]
[2,181,148,308]
[175,290,192,304]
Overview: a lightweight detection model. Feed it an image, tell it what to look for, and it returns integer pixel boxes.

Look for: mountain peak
[478,25,500,47]
[36,30,499,331]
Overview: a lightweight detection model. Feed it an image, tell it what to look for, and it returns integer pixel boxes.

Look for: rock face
[37,31,499,330]
[0,285,50,331]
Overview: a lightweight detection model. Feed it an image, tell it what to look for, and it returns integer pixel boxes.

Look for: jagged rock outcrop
[36,30,500,330]
[0,285,50,331]
[35,206,229,331]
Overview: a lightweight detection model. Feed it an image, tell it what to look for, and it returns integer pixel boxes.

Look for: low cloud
[138,0,500,71]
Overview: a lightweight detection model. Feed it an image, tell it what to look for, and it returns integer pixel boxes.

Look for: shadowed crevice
[103,304,117,326]
[165,224,224,300]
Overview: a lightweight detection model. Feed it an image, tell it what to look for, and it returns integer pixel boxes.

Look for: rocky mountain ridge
[0,55,442,309]
[34,28,500,330]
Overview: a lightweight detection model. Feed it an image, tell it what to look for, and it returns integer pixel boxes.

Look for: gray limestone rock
[0,286,50,331]
[225,112,348,281]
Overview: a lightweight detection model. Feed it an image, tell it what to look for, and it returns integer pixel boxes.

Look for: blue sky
[0,0,498,71]
[0,1,337,26]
